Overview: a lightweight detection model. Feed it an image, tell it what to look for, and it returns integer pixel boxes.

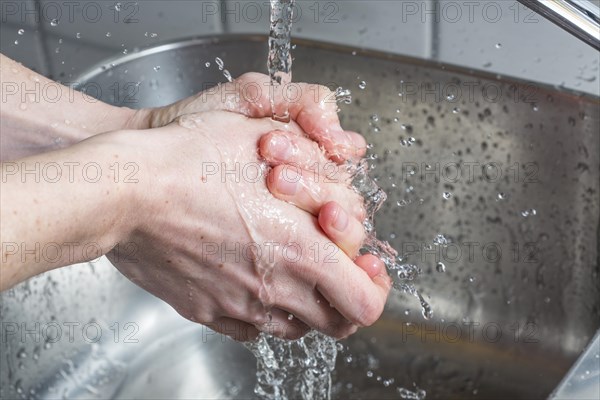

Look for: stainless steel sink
[1,36,598,400]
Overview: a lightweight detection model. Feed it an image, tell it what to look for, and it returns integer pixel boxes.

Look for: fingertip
[318,201,341,229]
[355,254,386,279]
[260,130,292,164]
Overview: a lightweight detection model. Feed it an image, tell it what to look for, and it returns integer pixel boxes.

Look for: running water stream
[244,1,431,399]
[267,0,294,122]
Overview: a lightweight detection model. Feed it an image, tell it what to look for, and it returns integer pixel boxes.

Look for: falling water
[246,1,430,399]
[268,0,295,122]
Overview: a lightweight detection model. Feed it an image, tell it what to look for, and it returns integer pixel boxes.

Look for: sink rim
[74,34,600,104]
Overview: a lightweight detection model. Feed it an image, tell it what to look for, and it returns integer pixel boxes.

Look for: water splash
[245,331,337,400]
[349,160,433,320]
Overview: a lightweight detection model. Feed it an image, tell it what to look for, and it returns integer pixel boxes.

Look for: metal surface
[551,330,600,399]
[1,36,599,400]
[517,0,600,50]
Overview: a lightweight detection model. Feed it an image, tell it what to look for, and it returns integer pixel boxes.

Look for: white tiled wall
[1,0,223,79]
[1,0,598,94]
[222,0,433,59]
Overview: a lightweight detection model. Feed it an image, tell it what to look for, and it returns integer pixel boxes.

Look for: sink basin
[1,36,598,400]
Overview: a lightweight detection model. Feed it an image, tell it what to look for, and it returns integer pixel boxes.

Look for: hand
[136,73,366,163]
[108,111,390,341]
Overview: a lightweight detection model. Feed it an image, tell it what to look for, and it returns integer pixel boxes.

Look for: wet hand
[109,111,389,342]
[259,130,391,283]
[140,73,366,163]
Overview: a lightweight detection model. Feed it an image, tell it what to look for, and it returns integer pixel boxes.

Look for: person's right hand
[106,110,390,341]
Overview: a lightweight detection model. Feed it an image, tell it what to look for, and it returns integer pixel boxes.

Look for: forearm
[0,131,140,290]
[0,54,150,161]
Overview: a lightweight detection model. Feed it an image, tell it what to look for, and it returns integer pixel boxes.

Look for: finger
[318,202,366,258]
[259,130,329,170]
[208,317,260,342]
[231,73,366,162]
[312,248,392,328]
[268,276,358,339]
[259,129,366,175]
[355,253,387,280]
[266,165,365,222]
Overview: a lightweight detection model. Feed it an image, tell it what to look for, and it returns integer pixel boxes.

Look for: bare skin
[1,54,390,341]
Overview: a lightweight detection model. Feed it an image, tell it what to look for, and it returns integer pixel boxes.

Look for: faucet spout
[518,0,600,50]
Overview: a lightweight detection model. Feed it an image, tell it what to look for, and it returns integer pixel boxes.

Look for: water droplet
[366,370,374,378]
[14,40,19,45]
[532,103,539,111]
[287,313,294,320]
[495,43,502,49]
[114,2,122,11]
[17,29,24,35]
[442,192,452,200]
[153,65,161,72]
[497,192,506,200]
[16,348,27,358]
[334,87,352,105]
[358,81,367,90]
[370,114,379,122]
[215,57,224,70]
[106,32,112,37]
[76,32,81,39]
[446,93,456,101]
[436,262,446,272]
[468,276,475,283]
[345,355,353,363]
[521,208,537,217]
[433,234,448,246]
[50,19,59,27]
[205,62,211,68]
[452,107,460,114]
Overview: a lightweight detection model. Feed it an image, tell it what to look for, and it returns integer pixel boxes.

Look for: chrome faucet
[517,0,600,50]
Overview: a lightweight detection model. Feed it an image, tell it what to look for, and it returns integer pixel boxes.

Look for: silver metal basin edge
[1,36,598,400]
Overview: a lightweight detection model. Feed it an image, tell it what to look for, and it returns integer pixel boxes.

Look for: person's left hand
[133,73,366,163]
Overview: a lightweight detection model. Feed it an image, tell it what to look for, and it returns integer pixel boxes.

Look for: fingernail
[268,134,292,161]
[332,205,349,232]
[277,168,299,195]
